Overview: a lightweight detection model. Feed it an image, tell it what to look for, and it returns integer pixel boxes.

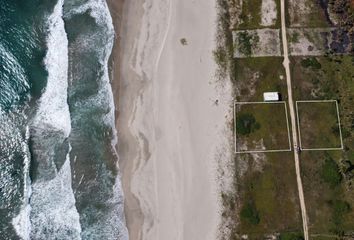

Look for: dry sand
[108,0,232,239]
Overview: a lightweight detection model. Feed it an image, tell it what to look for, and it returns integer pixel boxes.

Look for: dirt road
[280,0,309,239]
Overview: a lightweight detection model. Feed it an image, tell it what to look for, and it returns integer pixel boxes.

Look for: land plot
[233,57,287,102]
[235,102,291,153]
[286,0,331,28]
[300,151,354,236]
[233,29,281,58]
[288,27,353,56]
[232,152,303,238]
[296,100,343,150]
[232,0,280,30]
[291,55,354,236]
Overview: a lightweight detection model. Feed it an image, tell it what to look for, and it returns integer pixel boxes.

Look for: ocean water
[0,0,128,239]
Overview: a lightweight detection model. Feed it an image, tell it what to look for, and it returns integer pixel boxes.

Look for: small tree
[236,113,261,135]
[240,202,260,225]
[320,156,342,188]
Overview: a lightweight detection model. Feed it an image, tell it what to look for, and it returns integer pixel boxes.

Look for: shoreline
[107,0,232,239]
[107,0,145,239]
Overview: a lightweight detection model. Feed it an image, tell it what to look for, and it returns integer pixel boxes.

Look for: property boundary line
[295,100,344,151]
[234,101,292,154]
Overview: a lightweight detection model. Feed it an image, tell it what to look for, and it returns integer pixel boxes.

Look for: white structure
[263,92,280,102]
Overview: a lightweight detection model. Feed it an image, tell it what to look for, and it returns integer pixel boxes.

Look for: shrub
[238,32,253,56]
[329,200,351,227]
[213,47,227,70]
[236,113,260,135]
[279,232,304,240]
[240,202,260,225]
[301,57,322,70]
[320,156,342,188]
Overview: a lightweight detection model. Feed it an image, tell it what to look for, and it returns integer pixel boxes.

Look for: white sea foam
[64,0,119,166]
[64,0,128,238]
[64,0,115,130]
[12,204,31,240]
[29,0,81,238]
[30,150,82,240]
[12,126,32,240]
[32,0,71,137]
[97,3,129,239]
[81,177,128,240]
[64,0,114,30]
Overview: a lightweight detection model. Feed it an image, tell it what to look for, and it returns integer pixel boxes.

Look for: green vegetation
[287,0,331,28]
[329,0,354,43]
[235,103,291,151]
[236,0,280,29]
[292,55,354,235]
[236,155,302,236]
[290,32,300,43]
[330,200,351,227]
[237,32,255,56]
[240,202,260,225]
[320,156,342,188]
[296,101,342,149]
[213,47,228,73]
[213,0,304,238]
[238,0,261,29]
[301,57,321,70]
[279,232,304,240]
[232,57,286,100]
[236,113,260,135]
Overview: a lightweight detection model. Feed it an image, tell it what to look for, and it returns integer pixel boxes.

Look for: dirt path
[280,0,309,239]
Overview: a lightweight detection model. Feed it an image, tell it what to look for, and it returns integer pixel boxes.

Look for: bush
[279,232,304,240]
[213,47,227,70]
[240,202,260,225]
[238,32,253,56]
[301,57,322,70]
[329,200,351,227]
[320,156,342,188]
[236,113,260,135]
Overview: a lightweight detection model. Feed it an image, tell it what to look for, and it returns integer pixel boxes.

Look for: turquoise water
[0,0,127,239]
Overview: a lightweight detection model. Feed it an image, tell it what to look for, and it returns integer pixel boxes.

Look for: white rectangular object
[263,92,279,101]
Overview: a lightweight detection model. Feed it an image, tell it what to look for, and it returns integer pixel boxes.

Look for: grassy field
[224,55,303,238]
[235,102,290,152]
[300,151,354,236]
[215,0,354,239]
[291,55,354,236]
[230,152,303,239]
[296,101,342,149]
[218,32,303,237]
[233,57,287,101]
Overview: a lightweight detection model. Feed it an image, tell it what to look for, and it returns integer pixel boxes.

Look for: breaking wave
[28,0,81,238]
[1,0,127,239]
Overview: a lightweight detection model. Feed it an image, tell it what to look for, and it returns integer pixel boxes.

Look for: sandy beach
[108,0,232,239]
